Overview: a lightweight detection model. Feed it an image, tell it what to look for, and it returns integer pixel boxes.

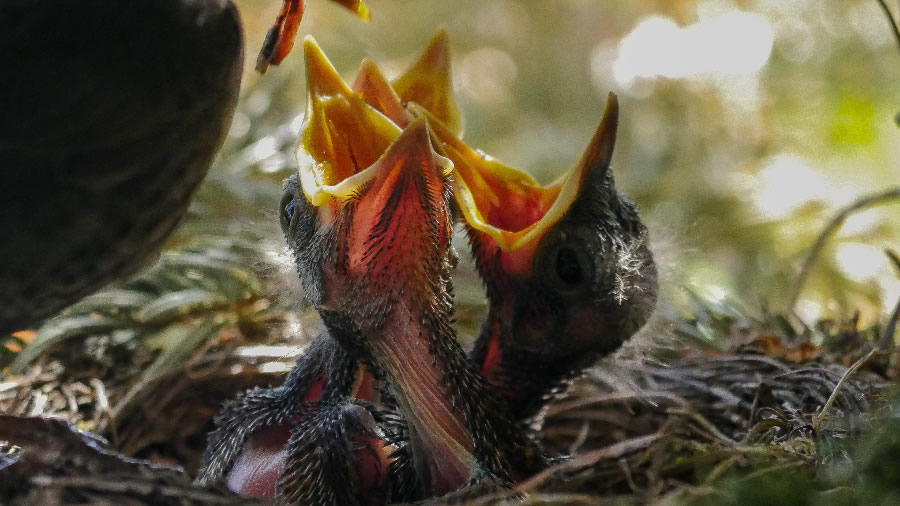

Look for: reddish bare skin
[224,367,380,498]
[296,118,546,495]
[321,122,475,495]
[349,422,395,503]
[226,423,292,498]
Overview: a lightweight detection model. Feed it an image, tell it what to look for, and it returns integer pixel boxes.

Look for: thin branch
[886,248,900,276]
[30,475,254,504]
[787,187,900,314]
[812,347,877,432]
[877,295,900,349]
[514,433,661,493]
[876,0,900,54]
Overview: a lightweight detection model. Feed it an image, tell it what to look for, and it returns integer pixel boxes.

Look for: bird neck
[321,254,484,496]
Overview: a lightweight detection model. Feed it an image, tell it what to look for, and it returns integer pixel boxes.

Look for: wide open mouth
[414,96,618,251]
[297,39,476,496]
[297,36,405,207]
[299,32,617,272]
[297,36,453,266]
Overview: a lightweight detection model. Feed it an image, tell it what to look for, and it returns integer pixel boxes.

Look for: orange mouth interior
[298,32,617,272]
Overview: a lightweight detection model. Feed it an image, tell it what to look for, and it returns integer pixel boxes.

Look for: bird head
[351,31,658,366]
[281,37,455,331]
[445,94,658,365]
[283,38,554,495]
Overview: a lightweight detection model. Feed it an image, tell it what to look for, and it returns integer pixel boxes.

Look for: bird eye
[279,191,296,232]
[284,199,295,221]
[537,231,593,295]
[554,247,583,285]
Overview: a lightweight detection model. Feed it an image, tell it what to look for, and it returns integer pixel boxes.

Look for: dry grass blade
[516,434,663,494]
[812,347,877,432]
[787,186,900,315]
[876,0,900,54]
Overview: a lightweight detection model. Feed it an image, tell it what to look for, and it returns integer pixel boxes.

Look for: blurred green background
[191,0,899,329]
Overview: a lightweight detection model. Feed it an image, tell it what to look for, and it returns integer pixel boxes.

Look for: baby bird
[200,30,657,503]
[351,31,658,420]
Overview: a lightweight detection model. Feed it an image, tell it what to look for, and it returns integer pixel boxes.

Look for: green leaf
[165,250,266,298]
[132,289,230,325]
[0,333,27,371]
[113,315,235,420]
[65,289,155,317]
[9,315,122,374]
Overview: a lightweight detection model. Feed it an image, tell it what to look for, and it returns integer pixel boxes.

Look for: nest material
[507,349,882,504]
[0,325,891,505]
[0,239,894,504]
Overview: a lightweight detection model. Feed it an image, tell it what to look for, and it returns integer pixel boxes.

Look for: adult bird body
[0,0,244,334]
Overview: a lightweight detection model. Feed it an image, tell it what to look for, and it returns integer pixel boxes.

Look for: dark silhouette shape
[0,0,244,334]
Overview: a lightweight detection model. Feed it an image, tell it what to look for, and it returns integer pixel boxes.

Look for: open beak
[296,37,452,272]
[389,28,462,136]
[347,29,620,277]
[415,93,619,275]
[351,28,460,136]
[298,36,402,208]
[302,33,618,277]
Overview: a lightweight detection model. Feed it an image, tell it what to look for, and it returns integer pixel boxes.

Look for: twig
[876,0,900,54]
[812,347,877,431]
[702,455,741,485]
[515,433,661,493]
[668,408,738,444]
[568,420,591,454]
[886,248,900,276]
[736,460,811,483]
[618,458,640,493]
[90,378,117,445]
[787,187,900,314]
[30,475,256,504]
[877,295,900,350]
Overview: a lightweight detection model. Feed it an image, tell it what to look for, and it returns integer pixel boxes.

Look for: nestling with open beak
[198,40,406,505]
[437,96,658,421]
[351,31,658,421]
[285,37,546,498]
[200,30,657,503]
[200,37,476,504]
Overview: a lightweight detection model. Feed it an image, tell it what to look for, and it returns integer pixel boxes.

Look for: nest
[1,308,894,505]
